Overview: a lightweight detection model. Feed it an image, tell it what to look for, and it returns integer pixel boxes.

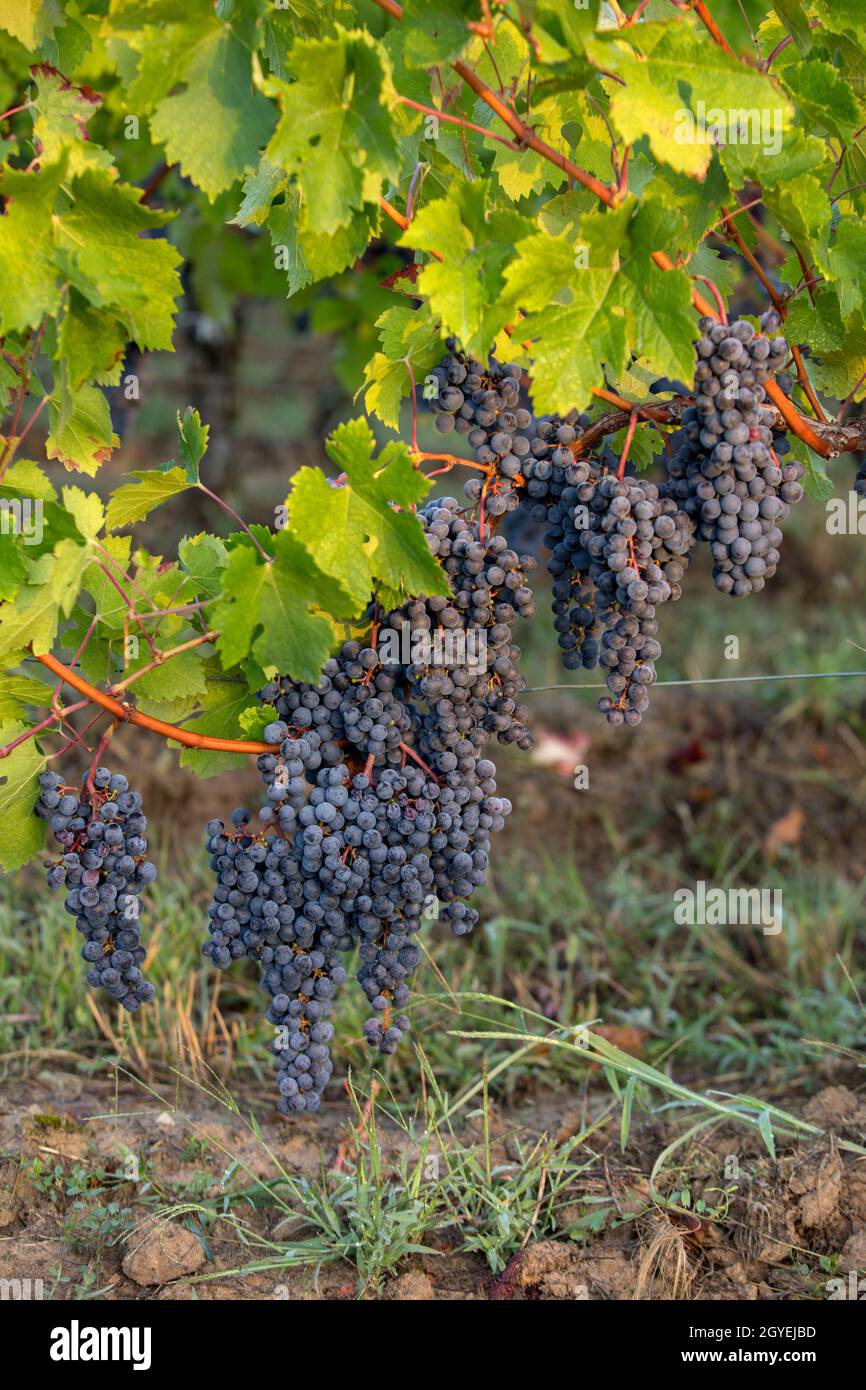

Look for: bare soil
[1,1073,864,1301]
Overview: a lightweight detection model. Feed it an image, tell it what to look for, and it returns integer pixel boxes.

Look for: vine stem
[692,0,735,56]
[13,392,49,452]
[764,379,829,457]
[692,275,728,324]
[405,358,420,453]
[140,161,172,205]
[196,483,272,563]
[0,700,90,759]
[108,630,218,697]
[616,410,639,480]
[33,650,276,754]
[399,741,439,783]
[838,370,866,421]
[49,706,106,761]
[411,449,494,475]
[86,719,120,796]
[763,18,820,72]
[396,96,523,151]
[592,384,844,458]
[93,563,158,656]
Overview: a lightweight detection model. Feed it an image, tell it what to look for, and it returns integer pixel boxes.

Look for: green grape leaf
[57,295,127,390]
[0,160,67,335]
[823,223,866,320]
[400,0,473,68]
[534,0,601,59]
[808,314,866,402]
[178,533,228,598]
[404,180,533,360]
[0,674,52,721]
[0,460,56,502]
[41,10,91,70]
[622,258,695,391]
[177,406,209,482]
[211,531,356,684]
[0,721,45,872]
[61,484,104,540]
[648,160,731,254]
[267,27,401,236]
[176,683,257,778]
[287,418,448,608]
[762,173,833,265]
[687,244,741,299]
[46,382,117,476]
[587,20,792,177]
[361,304,443,429]
[491,94,569,201]
[268,188,379,297]
[126,640,210,706]
[504,202,622,398]
[80,534,133,626]
[780,58,862,141]
[104,466,192,532]
[813,1,866,43]
[267,193,313,298]
[56,168,182,351]
[259,0,357,55]
[771,1,813,54]
[148,24,276,200]
[233,157,284,229]
[719,127,828,189]
[238,703,276,739]
[801,450,834,502]
[0,541,88,659]
[505,198,696,413]
[608,420,661,474]
[785,287,845,354]
[0,534,28,602]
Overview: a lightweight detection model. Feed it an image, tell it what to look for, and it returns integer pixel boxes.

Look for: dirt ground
[1,1070,864,1301]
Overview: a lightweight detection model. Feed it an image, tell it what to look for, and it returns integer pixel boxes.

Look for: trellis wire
[523,670,866,694]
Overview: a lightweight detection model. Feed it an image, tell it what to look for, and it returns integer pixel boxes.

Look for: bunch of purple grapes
[36,768,156,1012]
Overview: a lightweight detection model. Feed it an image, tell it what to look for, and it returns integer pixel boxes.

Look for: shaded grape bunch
[36,767,156,1012]
[202,726,507,1085]
[391,496,535,751]
[855,460,866,499]
[427,342,527,517]
[521,412,694,722]
[518,416,614,681]
[665,310,804,596]
[588,473,695,725]
[202,807,346,1113]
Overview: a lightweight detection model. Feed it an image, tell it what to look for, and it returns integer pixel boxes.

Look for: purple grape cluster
[428,343,528,516]
[665,310,803,595]
[36,767,156,1012]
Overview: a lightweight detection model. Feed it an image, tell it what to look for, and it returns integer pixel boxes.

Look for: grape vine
[1,0,865,1111]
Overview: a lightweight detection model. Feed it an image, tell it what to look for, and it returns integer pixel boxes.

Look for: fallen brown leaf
[763,804,804,861]
[594,1024,650,1057]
